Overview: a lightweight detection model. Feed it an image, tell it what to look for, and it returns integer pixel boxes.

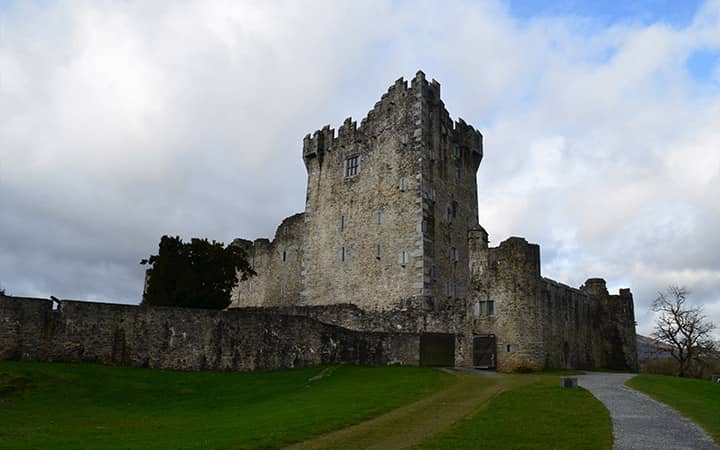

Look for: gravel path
[579,372,719,450]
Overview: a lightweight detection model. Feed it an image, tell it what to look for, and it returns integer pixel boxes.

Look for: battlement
[302,71,476,171]
[454,118,483,169]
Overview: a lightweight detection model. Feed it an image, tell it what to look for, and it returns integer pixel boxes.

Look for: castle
[229,71,638,372]
[0,72,637,373]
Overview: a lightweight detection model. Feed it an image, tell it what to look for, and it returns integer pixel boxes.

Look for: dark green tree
[141,235,255,309]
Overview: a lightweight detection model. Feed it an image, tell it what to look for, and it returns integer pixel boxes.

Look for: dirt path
[284,370,532,450]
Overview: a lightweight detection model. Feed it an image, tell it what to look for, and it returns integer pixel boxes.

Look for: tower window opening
[400,251,408,267]
[282,250,287,262]
[487,300,495,316]
[345,155,359,177]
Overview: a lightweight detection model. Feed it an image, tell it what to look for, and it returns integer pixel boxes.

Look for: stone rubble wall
[0,296,420,371]
[468,234,638,372]
[229,213,305,307]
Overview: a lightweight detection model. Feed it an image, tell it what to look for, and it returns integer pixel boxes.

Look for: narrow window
[452,247,459,263]
[282,250,287,262]
[506,344,512,352]
[479,301,486,315]
[400,251,408,267]
[376,242,382,260]
[451,201,458,218]
[473,301,480,317]
[340,214,346,232]
[340,246,346,263]
[345,155,359,177]
[453,144,460,159]
[455,165,461,181]
[487,300,495,316]
[399,177,407,191]
[453,283,458,298]
[446,205,452,223]
[376,210,384,225]
[445,281,452,298]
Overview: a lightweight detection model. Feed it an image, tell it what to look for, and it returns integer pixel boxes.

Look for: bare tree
[652,286,717,377]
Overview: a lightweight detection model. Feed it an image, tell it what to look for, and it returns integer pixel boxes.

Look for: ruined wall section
[0,295,52,361]
[581,279,639,370]
[235,300,470,365]
[539,279,598,369]
[0,296,421,371]
[468,235,638,372]
[301,74,428,310]
[469,235,546,371]
[230,213,304,307]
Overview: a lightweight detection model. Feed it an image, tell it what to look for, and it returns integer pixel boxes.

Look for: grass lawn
[415,373,613,450]
[627,374,720,444]
[0,361,453,449]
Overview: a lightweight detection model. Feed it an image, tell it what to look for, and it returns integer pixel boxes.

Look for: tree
[652,286,717,377]
[141,235,255,309]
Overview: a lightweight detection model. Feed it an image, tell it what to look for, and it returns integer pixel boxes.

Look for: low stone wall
[0,296,420,371]
[236,301,469,365]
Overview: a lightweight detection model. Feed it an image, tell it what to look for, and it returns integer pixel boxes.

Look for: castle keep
[0,72,637,373]
[229,71,638,372]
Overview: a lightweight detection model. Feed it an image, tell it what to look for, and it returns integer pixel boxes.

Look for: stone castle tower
[231,71,483,310]
[230,71,637,372]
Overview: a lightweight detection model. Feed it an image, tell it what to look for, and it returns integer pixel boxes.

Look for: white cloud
[0,0,719,336]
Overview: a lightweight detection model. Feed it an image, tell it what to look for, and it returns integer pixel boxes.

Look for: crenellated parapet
[454,118,483,170]
[302,70,475,173]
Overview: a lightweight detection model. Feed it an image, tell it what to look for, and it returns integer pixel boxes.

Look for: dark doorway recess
[419,333,455,366]
[473,334,496,369]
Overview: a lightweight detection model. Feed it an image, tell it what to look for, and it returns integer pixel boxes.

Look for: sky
[1,0,719,338]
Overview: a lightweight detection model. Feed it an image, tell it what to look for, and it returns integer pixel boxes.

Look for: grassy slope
[627,374,720,444]
[0,361,452,449]
[416,373,613,450]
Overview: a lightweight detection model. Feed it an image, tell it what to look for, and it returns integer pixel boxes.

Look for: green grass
[627,374,720,444]
[0,361,453,449]
[415,373,612,450]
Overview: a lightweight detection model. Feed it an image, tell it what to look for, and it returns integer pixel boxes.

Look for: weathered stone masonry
[0,72,637,373]
[0,295,419,371]
[231,71,638,372]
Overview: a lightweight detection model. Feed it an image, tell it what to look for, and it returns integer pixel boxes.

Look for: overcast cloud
[1,0,719,337]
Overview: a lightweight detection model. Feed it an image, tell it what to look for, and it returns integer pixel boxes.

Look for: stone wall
[468,234,638,372]
[229,213,304,307]
[235,300,469,365]
[300,75,425,310]
[0,295,420,371]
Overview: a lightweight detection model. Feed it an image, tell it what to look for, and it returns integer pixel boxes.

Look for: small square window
[345,155,359,177]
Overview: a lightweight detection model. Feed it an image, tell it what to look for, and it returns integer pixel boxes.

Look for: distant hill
[637,335,673,361]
